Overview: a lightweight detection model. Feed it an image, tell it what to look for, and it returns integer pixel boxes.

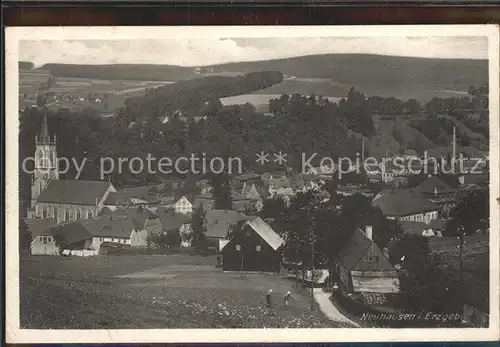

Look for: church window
[76,210,82,220]
[42,208,48,219]
[87,210,93,219]
[65,209,71,222]
[43,237,47,244]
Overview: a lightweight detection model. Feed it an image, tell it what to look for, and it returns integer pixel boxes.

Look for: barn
[221,216,283,273]
[25,218,59,255]
[337,226,400,307]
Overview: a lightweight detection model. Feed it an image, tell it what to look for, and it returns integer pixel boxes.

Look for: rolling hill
[36,54,487,101]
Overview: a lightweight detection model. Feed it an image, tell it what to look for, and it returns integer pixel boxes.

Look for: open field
[19,73,175,114]
[20,254,344,329]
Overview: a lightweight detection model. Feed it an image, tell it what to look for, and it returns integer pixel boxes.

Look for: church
[26,113,116,224]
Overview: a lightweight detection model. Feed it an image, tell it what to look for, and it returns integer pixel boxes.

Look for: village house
[51,214,148,255]
[193,191,253,213]
[413,176,458,217]
[173,195,193,215]
[50,221,95,256]
[25,218,59,255]
[268,173,306,199]
[241,181,268,211]
[27,113,116,222]
[107,206,162,238]
[205,209,253,250]
[337,226,400,307]
[372,189,439,224]
[221,216,284,273]
[156,208,193,246]
[232,173,263,191]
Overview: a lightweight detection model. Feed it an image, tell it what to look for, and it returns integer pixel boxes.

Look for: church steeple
[31,112,58,210]
[37,113,55,145]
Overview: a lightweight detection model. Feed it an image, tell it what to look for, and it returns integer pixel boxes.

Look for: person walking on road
[284,291,291,307]
[266,289,273,307]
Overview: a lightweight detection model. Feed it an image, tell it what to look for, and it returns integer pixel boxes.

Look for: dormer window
[236,245,241,251]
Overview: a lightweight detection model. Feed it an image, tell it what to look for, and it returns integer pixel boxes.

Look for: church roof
[37,180,113,206]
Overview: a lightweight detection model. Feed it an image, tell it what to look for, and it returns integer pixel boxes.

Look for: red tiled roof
[37,180,113,206]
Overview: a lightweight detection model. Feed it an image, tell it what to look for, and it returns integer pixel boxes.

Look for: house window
[43,237,47,244]
[256,245,261,252]
[47,236,51,242]
[42,208,48,219]
[368,256,379,263]
[236,245,241,251]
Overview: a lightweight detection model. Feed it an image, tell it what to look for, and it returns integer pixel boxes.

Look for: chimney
[365,225,373,240]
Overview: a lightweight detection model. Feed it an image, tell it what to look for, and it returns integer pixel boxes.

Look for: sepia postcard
[5,25,500,343]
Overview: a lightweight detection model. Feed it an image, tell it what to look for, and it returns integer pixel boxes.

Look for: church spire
[39,112,51,144]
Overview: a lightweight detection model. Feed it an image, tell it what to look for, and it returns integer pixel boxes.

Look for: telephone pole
[310,228,315,311]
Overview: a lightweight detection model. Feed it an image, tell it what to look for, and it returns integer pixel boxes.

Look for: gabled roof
[414,176,456,195]
[338,228,396,272]
[242,182,268,199]
[79,215,135,238]
[111,207,156,229]
[25,218,57,237]
[245,217,284,251]
[37,180,113,206]
[104,191,129,206]
[205,209,252,238]
[372,189,439,217]
[50,222,93,244]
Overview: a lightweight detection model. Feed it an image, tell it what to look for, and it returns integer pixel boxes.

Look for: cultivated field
[19,73,175,114]
[20,254,344,329]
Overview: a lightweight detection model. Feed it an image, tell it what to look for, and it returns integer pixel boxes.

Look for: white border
[5,25,500,343]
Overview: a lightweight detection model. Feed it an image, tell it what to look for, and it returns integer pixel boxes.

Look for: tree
[446,189,489,235]
[36,94,47,107]
[259,197,287,221]
[395,235,461,315]
[209,172,232,210]
[191,205,207,250]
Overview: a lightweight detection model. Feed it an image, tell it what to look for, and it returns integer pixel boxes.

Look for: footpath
[312,288,361,327]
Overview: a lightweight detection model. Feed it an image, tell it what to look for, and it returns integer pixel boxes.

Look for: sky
[19,37,488,67]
